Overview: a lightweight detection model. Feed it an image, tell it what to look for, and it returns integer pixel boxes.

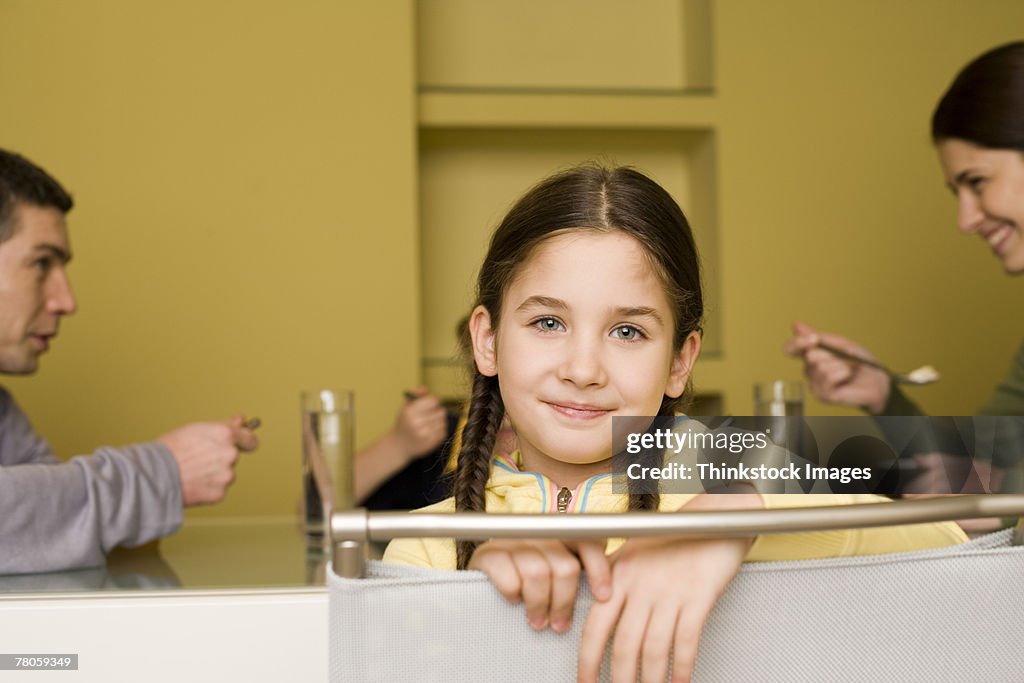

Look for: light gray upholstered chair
[329,497,1024,682]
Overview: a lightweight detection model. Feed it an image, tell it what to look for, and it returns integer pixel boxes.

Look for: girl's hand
[577,493,762,683]
[469,539,612,633]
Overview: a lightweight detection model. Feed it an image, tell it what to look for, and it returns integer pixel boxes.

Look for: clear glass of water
[753,380,803,417]
[753,380,804,454]
[300,389,354,548]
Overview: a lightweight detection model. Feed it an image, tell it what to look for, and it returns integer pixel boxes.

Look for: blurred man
[0,149,258,574]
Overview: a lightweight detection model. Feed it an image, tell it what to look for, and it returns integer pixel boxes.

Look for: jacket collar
[486,451,615,513]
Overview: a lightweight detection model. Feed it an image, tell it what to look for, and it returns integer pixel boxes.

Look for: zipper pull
[557,487,572,513]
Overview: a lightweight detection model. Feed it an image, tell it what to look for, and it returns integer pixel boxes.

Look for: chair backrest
[329,529,1024,682]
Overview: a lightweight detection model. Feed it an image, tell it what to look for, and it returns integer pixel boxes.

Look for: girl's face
[936,138,1024,274]
[470,230,700,488]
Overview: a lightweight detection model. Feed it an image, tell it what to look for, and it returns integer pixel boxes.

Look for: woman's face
[936,138,1024,274]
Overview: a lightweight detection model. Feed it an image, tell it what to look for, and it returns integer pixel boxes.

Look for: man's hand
[159,415,260,506]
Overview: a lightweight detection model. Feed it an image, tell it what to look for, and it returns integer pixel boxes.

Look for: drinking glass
[300,389,354,548]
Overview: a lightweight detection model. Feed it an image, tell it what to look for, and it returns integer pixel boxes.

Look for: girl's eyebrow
[516,295,567,312]
[615,306,664,327]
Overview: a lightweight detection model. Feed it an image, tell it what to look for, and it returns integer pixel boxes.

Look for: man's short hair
[0,150,74,244]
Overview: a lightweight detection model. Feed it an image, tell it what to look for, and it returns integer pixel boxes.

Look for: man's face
[0,202,76,374]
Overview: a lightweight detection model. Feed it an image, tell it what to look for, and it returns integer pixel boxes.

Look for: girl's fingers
[640,603,680,683]
[610,597,649,683]
[469,549,522,604]
[574,540,612,602]
[473,540,589,633]
[514,549,553,629]
[577,591,625,683]
[671,601,714,683]
[547,548,582,633]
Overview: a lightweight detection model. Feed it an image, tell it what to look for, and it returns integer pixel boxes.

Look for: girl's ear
[665,331,702,398]
[469,304,498,377]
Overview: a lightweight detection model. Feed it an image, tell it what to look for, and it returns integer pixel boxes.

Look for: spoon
[816,342,940,386]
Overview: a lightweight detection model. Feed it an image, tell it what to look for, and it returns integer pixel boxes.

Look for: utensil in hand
[816,342,940,386]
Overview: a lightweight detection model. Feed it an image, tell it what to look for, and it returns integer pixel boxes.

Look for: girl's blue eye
[533,317,565,332]
[611,325,644,341]
[967,176,986,192]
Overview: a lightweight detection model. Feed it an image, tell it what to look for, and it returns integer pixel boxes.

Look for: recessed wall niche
[419,128,720,396]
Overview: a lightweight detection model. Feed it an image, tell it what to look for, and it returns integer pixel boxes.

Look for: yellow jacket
[383,452,968,569]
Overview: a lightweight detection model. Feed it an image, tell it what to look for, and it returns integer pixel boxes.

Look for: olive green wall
[712,1,1024,414]
[1,1,1021,521]
[0,1,420,518]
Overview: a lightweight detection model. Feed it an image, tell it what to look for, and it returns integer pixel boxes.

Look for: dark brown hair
[454,165,704,568]
[932,41,1024,152]
[0,150,74,244]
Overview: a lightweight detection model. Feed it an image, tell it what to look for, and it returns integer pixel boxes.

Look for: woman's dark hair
[454,164,704,568]
[932,41,1024,152]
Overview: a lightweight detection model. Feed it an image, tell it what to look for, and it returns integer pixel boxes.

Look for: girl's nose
[557,335,607,388]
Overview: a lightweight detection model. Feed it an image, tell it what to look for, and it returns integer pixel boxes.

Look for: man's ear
[469,305,498,377]
[665,331,702,398]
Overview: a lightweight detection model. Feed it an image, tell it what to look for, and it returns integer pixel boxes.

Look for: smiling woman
[932,41,1024,275]
[788,42,1024,420]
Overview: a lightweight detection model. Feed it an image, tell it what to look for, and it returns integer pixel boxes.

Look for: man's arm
[0,443,183,574]
[0,387,59,466]
[0,388,259,574]
[0,388,185,573]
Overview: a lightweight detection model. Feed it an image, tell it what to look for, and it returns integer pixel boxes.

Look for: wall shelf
[419,92,719,130]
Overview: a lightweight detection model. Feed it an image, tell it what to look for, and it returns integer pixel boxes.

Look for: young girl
[384,165,966,683]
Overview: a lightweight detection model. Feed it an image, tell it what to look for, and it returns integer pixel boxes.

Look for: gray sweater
[0,387,183,574]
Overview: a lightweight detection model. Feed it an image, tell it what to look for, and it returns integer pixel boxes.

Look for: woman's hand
[394,387,449,461]
[469,539,611,633]
[576,493,761,683]
[785,320,891,414]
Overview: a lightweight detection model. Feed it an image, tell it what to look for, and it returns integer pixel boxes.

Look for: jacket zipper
[557,487,572,513]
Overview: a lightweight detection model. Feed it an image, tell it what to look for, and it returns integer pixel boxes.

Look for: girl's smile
[470,230,699,489]
[543,400,613,421]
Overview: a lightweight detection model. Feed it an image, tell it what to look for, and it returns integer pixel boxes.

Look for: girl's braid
[454,371,504,569]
